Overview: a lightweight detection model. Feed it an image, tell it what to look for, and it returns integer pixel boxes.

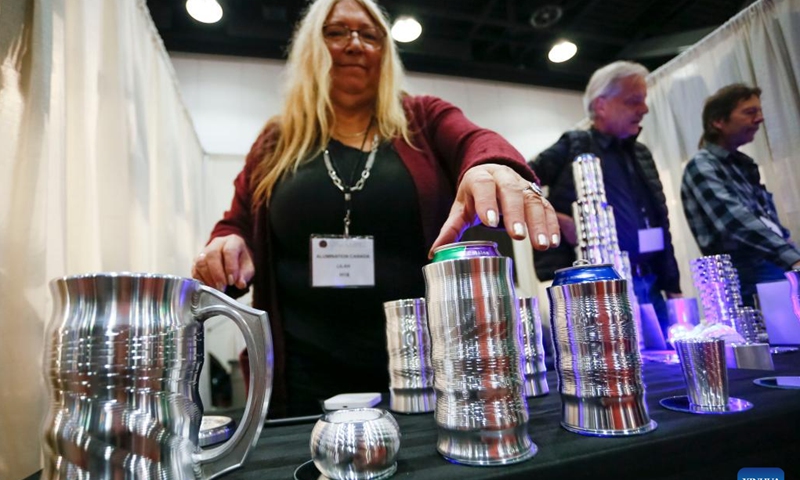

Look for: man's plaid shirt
[680,142,800,268]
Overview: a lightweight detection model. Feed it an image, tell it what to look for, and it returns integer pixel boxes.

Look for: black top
[529,129,681,293]
[269,139,428,414]
[592,130,660,268]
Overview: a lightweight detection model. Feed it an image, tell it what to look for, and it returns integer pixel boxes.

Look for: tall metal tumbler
[423,247,536,466]
[518,297,549,397]
[383,298,436,413]
[547,263,657,436]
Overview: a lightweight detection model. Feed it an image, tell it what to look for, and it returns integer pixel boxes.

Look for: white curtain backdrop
[639,0,800,297]
[0,0,205,478]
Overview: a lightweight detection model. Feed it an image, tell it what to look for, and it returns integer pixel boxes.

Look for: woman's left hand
[430,164,560,258]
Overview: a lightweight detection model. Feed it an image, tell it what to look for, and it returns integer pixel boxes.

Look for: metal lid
[552,262,621,286]
[199,415,235,448]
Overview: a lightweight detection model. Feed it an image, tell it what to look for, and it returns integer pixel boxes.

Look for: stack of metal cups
[689,254,743,329]
[572,153,641,348]
[547,263,657,436]
[518,297,549,397]
[572,154,620,266]
[383,298,436,413]
[733,306,769,344]
[423,241,536,466]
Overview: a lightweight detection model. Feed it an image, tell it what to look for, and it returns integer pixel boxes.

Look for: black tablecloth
[27,352,800,480]
[237,352,800,480]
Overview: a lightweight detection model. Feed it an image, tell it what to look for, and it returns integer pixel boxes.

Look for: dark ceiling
[147,0,755,92]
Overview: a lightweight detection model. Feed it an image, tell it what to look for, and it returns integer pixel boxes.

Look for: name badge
[760,216,783,237]
[638,227,665,254]
[310,235,375,288]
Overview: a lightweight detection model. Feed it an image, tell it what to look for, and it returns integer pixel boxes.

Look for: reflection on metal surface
[43,273,272,479]
[659,395,753,414]
[199,416,235,448]
[424,256,536,465]
[518,297,549,397]
[383,298,435,413]
[310,408,400,480]
[674,338,729,409]
[548,277,656,436]
[753,376,800,390]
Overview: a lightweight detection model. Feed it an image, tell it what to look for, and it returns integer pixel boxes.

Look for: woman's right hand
[191,234,255,291]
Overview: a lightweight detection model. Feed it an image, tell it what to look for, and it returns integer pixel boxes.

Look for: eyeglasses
[322,24,384,48]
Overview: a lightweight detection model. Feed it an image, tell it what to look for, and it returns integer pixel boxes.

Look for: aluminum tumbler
[424,247,536,466]
[518,297,549,397]
[547,263,656,436]
[674,338,729,410]
[383,298,435,413]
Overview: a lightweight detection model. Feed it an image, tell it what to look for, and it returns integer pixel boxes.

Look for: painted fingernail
[227,274,235,285]
[513,222,525,237]
[551,234,560,246]
[487,209,498,227]
[217,283,225,291]
[538,234,547,246]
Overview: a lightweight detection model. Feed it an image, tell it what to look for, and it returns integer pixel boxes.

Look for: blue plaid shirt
[680,142,800,269]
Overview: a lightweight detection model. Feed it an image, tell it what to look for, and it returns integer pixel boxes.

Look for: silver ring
[523,182,544,197]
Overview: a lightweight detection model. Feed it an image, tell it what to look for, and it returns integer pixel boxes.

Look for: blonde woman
[192,0,558,417]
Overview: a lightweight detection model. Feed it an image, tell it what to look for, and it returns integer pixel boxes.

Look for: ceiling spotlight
[530,5,563,29]
[548,40,577,63]
[186,0,223,24]
[391,16,422,43]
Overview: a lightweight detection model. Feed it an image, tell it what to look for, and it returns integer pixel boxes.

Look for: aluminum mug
[43,273,272,480]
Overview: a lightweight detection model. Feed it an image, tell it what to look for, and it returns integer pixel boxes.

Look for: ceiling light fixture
[391,16,422,43]
[548,40,577,63]
[186,0,223,24]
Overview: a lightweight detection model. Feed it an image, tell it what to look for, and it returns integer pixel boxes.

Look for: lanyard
[323,134,380,237]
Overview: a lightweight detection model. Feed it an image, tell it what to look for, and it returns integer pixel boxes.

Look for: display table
[236,352,800,480]
[28,351,800,480]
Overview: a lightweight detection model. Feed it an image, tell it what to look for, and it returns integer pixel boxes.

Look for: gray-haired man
[529,61,682,333]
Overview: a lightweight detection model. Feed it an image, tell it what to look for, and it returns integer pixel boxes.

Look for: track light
[186,0,223,24]
[548,40,577,63]
[391,16,422,43]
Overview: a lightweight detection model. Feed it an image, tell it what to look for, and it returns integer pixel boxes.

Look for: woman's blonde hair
[252,0,411,208]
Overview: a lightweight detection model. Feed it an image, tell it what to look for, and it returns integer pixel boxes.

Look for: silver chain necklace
[323,133,380,237]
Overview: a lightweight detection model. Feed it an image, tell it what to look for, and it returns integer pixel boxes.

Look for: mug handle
[193,285,273,480]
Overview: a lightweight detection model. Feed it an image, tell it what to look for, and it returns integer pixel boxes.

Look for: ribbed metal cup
[518,297,549,397]
[383,298,435,413]
[573,154,605,199]
[547,278,656,436]
[423,256,536,466]
[674,338,729,410]
[690,255,743,328]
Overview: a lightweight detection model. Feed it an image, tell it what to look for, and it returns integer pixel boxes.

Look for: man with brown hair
[681,83,800,305]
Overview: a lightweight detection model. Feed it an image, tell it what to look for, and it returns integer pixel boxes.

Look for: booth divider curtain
[639,0,800,297]
[0,1,205,477]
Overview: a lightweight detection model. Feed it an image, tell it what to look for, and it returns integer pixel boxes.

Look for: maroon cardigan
[210,94,537,416]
